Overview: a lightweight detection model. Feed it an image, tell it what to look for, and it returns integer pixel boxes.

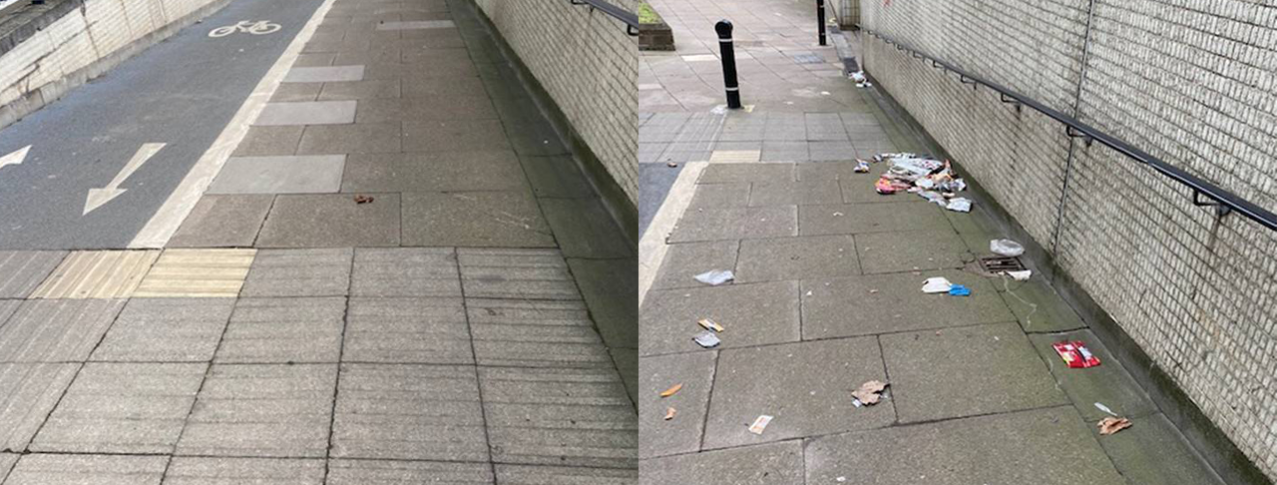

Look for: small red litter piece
[1053,341,1101,368]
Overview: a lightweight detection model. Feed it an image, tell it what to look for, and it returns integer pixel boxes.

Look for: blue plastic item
[948,285,971,297]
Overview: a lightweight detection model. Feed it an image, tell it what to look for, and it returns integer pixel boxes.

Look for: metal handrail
[569,0,640,36]
[861,28,1277,232]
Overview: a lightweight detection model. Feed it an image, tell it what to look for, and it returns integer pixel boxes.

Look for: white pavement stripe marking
[83,143,166,215]
[129,0,340,249]
[638,161,708,307]
[0,145,31,171]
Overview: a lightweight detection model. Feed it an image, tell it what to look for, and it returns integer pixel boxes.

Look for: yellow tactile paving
[31,251,161,299]
[133,249,257,298]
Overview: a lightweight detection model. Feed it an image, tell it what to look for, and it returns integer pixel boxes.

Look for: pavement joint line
[639,161,708,307]
[128,0,342,249]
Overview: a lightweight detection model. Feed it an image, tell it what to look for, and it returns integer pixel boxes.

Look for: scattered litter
[921,277,953,294]
[837,477,847,483]
[946,197,972,213]
[694,270,735,286]
[698,318,725,332]
[990,239,1025,257]
[664,407,677,420]
[660,383,683,398]
[667,162,679,168]
[693,331,721,348]
[851,380,889,406]
[833,212,844,217]
[948,284,971,297]
[1054,341,1101,368]
[1098,416,1132,435]
[854,159,871,173]
[354,194,375,204]
[869,289,878,294]
[748,415,774,435]
[1095,402,1118,417]
[850,70,872,88]
[1005,270,1032,281]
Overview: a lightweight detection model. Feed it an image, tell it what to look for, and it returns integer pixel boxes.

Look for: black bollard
[817,0,827,46]
[715,20,742,109]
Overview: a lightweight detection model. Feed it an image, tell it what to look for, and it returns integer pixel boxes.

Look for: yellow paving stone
[31,251,161,300]
[709,150,762,163]
[133,249,257,298]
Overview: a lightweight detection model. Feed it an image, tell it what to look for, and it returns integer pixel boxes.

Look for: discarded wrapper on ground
[851,380,889,406]
[1054,341,1101,368]
[1098,416,1132,435]
[872,153,972,213]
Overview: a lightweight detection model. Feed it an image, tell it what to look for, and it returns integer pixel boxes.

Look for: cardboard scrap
[660,383,683,398]
[748,415,773,435]
[1098,416,1132,435]
[851,380,889,406]
[698,318,725,332]
[664,407,677,420]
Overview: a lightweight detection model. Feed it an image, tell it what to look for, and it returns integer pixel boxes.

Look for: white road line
[0,145,30,171]
[84,142,166,215]
[638,161,707,307]
[129,0,338,249]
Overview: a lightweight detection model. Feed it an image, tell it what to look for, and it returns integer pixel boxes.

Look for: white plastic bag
[990,239,1024,257]
[694,270,735,286]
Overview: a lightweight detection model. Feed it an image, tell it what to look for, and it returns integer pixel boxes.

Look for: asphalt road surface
[0,0,324,249]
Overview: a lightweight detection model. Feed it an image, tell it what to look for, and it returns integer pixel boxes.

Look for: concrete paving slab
[344,297,472,364]
[639,351,716,459]
[458,248,580,300]
[167,195,275,248]
[1095,412,1227,485]
[216,297,346,363]
[283,65,365,83]
[402,192,554,248]
[207,155,346,195]
[541,198,634,258]
[799,202,949,235]
[340,151,527,193]
[133,249,256,298]
[518,155,596,198]
[3,454,169,485]
[640,282,800,355]
[749,179,842,206]
[255,101,358,126]
[651,241,740,290]
[568,258,638,349]
[480,366,637,468]
[0,363,79,451]
[805,406,1126,485]
[801,270,1015,339]
[0,300,17,326]
[163,457,326,485]
[881,323,1068,422]
[176,364,337,458]
[0,299,125,362]
[735,235,859,283]
[1028,329,1157,421]
[317,79,401,101]
[704,337,893,448]
[297,122,401,154]
[31,251,159,299]
[356,96,498,122]
[496,465,636,484]
[612,347,639,406]
[332,364,488,461]
[855,229,973,274]
[351,248,461,297]
[402,119,510,153]
[240,248,352,297]
[377,20,456,30]
[233,126,303,157]
[30,363,205,454]
[327,460,494,485]
[698,163,795,184]
[667,206,797,243]
[0,453,14,482]
[256,194,401,248]
[472,323,611,369]
[271,83,322,102]
[91,299,234,362]
[0,252,66,299]
[640,441,804,485]
[402,75,492,98]
[1000,279,1089,332]
[687,183,750,209]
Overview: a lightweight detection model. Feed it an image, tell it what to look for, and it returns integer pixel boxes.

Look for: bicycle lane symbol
[208,20,282,38]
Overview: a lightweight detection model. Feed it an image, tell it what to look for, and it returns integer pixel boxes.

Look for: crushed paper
[698,318,725,332]
[664,407,677,420]
[851,380,889,406]
[1098,416,1132,435]
[748,415,774,435]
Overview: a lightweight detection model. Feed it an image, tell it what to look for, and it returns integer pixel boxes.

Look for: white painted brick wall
[862,0,1277,479]
[474,0,639,206]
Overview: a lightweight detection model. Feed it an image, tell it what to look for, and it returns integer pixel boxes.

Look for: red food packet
[1053,341,1100,368]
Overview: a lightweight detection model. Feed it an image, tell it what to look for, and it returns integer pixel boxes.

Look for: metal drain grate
[979,256,1025,273]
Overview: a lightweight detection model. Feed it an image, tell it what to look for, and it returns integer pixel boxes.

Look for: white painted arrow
[0,145,31,171]
[84,143,166,215]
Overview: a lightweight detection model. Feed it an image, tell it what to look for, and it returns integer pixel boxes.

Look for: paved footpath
[0,0,636,483]
[638,1,1228,484]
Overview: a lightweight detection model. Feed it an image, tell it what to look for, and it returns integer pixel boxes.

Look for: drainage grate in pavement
[979,256,1025,273]
[792,53,826,64]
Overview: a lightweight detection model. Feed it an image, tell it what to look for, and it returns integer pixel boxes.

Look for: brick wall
[473,0,639,207]
[0,0,224,127]
[861,0,1277,480]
